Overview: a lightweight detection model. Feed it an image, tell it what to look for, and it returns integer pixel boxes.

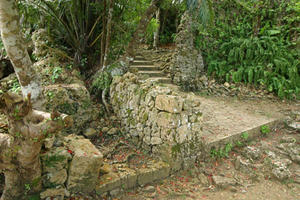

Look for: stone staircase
[130,54,172,84]
[99,53,292,198]
[128,54,286,153]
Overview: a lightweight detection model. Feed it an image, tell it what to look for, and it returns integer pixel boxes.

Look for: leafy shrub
[91,71,112,97]
[145,18,159,44]
[196,0,300,99]
[261,125,271,135]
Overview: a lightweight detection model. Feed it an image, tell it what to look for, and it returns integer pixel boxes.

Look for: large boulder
[41,147,72,188]
[30,29,100,131]
[64,135,103,193]
[43,84,98,131]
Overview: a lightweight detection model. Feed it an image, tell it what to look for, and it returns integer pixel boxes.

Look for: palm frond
[187,0,214,26]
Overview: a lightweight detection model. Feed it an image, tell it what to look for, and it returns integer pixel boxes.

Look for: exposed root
[102,87,110,113]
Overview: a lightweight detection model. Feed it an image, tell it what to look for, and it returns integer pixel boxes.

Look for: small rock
[273,159,292,168]
[224,82,230,88]
[260,141,270,150]
[107,127,119,135]
[287,122,300,130]
[235,156,250,173]
[198,173,209,186]
[64,189,70,197]
[143,185,156,193]
[102,127,109,133]
[44,169,68,185]
[40,188,65,200]
[149,192,157,198]
[229,186,238,193]
[280,136,296,143]
[110,116,118,121]
[265,151,276,159]
[83,128,97,138]
[294,177,300,184]
[150,137,162,145]
[44,136,55,149]
[272,166,291,180]
[212,175,236,188]
[110,188,121,197]
[53,138,63,147]
[290,154,300,164]
[243,146,261,160]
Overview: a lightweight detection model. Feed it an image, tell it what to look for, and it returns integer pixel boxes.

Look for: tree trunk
[100,0,107,67]
[161,9,168,36]
[102,0,114,70]
[0,1,72,199]
[0,93,72,200]
[126,0,162,58]
[153,8,160,49]
[175,13,179,33]
[0,0,42,101]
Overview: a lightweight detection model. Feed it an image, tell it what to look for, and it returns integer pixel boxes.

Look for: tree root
[102,87,110,113]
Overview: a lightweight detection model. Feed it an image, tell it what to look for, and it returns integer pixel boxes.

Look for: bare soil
[118,126,300,200]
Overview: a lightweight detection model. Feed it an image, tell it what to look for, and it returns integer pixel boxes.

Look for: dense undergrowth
[1,0,299,99]
[196,0,300,99]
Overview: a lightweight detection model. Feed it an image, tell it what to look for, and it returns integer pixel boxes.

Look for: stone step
[96,160,170,195]
[138,71,165,78]
[139,77,172,84]
[130,65,160,71]
[203,118,284,152]
[134,56,146,61]
[131,60,153,65]
[148,77,172,84]
[193,96,286,156]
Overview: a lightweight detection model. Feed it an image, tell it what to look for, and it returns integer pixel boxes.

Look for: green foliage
[9,78,21,93]
[241,132,249,140]
[51,67,62,83]
[57,102,78,115]
[260,125,271,135]
[91,71,112,97]
[0,38,6,56]
[236,140,244,147]
[0,38,3,49]
[196,0,300,99]
[43,154,66,168]
[22,0,103,67]
[210,143,233,158]
[188,0,214,26]
[236,132,250,147]
[24,183,31,194]
[171,143,182,157]
[145,18,159,44]
[26,194,40,200]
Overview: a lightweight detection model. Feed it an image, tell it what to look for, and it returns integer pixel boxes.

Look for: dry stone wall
[110,73,205,170]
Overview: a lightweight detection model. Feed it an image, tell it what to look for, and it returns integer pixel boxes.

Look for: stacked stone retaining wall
[110,73,205,171]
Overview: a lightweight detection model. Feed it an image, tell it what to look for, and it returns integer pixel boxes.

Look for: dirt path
[118,126,300,200]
